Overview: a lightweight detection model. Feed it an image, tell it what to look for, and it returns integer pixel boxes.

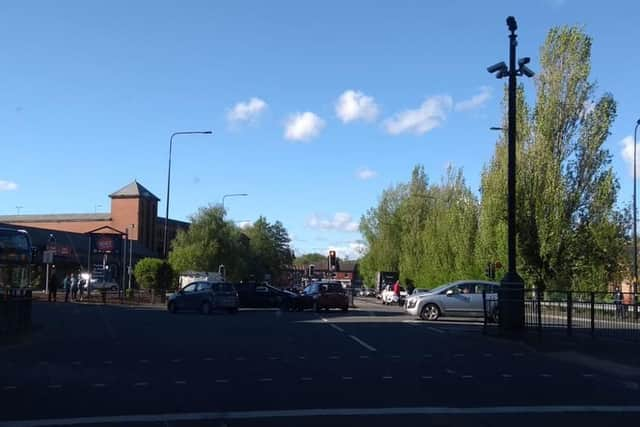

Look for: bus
[0,227,32,292]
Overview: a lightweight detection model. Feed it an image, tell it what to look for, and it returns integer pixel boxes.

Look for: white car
[83,279,120,292]
[381,285,408,305]
[405,280,499,321]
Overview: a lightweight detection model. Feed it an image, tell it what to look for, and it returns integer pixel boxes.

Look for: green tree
[133,257,174,295]
[294,253,327,266]
[243,216,294,282]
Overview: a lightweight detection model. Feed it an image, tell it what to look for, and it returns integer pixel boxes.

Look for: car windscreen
[322,283,344,293]
[427,283,453,294]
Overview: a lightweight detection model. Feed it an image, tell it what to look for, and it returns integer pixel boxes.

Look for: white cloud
[356,167,377,181]
[284,112,325,142]
[621,135,639,177]
[454,86,492,112]
[384,95,453,135]
[335,90,379,123]
[237,220,253,230]
[328,241,368,260]
[227,97,267,124]
[0,180,18,191]
[307,212,359,233]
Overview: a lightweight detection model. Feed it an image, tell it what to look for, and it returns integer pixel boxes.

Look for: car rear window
[323,283,344,293]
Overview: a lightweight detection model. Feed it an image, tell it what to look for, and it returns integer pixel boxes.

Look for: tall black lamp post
[487,16,535,333]
[634,119,640,320]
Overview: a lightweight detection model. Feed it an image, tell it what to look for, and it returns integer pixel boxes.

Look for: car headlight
[407,298,417,309]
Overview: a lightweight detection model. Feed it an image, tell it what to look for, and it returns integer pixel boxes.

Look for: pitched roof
[109,181,160,201]
[0,213,111,223]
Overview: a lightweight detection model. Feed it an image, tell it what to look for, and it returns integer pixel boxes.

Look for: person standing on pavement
[70,272,78,301]
[48,267,59,302]
[393,280,402,306]
[614,287,624,319]
[63,273,71,302]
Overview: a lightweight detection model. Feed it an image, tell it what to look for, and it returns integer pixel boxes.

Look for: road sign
[43,250,55,264]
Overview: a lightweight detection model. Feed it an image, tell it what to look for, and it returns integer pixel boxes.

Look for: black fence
[483,290,640,341]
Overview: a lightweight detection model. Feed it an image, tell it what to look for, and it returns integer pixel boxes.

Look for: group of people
[46,267,85,302]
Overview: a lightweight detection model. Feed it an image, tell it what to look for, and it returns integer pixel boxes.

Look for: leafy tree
[294,253,327,266]
[133,258,174,292]
[243,216,294,282]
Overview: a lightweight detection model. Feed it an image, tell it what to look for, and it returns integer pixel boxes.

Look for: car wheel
[491,307,499,323]
[168,301,177,314]
[200,301,212,315]
[420,303,440,321]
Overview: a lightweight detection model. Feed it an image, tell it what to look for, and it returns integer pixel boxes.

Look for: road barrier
[483,290,640,341]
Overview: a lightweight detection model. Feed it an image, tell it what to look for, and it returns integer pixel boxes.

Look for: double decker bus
[0,227,32,293]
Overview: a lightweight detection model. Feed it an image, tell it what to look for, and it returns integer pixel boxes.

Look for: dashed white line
[359,355,369,359]
[215,379,229,384]
[582,374,595,378]
[171,359,182,363]
[298,356,306,360]
[461,375,473,379]
[203,357,214,361]
[139,359,149,364]
[483,353,493,357]
[103,360,113,365]
[342,376,353,380]
[268,356,280,361]
[47,385,62,389]
[2,386,17,391]
[175,380,187,385]
[454,354,464,358]
[391,355,401,359]
[300,377,313,381]
[421,376,433,380]
[426,327,445,334]
[329,324,345,333]
[329,355,341,360]
[259,378,273,382]
[382,376,393,380]
[512,352,524,357]
[501,374,513,378]
[134,382,148,387]
[321,318,329,323]
[445,369,456,375]
[423,354,432,358]
[71,361,81,366]
[540,374,552,378]
[92,383,105,388]
[349,335,377,352]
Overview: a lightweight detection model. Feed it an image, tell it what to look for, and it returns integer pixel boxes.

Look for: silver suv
[167,281,239,315]
[405,280,498,321]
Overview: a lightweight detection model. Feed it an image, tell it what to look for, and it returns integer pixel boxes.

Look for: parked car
[83,279,119,292]
[381,285,408,305]
[358,286,376,297]
[167,281,239,314]
[405,280,499,321]
[299,281,349,312]
[236,282,301,311]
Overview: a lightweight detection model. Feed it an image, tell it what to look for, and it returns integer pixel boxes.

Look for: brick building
[0,181,188,256]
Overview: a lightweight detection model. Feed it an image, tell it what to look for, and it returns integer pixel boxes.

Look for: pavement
[1,297,639,426]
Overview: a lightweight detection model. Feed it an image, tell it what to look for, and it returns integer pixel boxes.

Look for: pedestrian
[70,272,78,301]
[78,276,85,302]
[48,267,59,302]
[614,287,624,319]
[63,273,71,302]
[393,280,402,306]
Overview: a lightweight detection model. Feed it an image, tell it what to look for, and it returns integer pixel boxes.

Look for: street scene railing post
[567,291,573,337]
[590,292,595,337]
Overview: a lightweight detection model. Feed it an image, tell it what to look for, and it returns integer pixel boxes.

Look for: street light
[163,130,213,257]
[487,16,534,334]
[222,193,248,209]
[490,127,505,131]
[634,119,640,320]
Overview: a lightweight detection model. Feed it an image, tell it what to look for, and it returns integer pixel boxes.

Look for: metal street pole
[163,130,213,257]
[487,16,534,334]
[222,193,248,210]
[634,119,640,320]
[128,224,134,290]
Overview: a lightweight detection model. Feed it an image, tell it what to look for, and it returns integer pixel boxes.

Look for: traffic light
[309,264,315,277]
[329,250,337,271]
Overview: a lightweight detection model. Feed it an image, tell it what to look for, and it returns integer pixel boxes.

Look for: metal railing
[33,289,168,305]
[483,290,640,341]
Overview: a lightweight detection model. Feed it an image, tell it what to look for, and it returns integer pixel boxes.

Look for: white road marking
[359,355,369,359]
[203,357,214,361]
[8,406,640,426]
[134,382,148,387]
[501,374,513,378]
[71,361,81,366]
[512,352,524,357]
[268,357,280,361]
[421,376,433,380]
[342,376,353,380]
[623,381,639,390]
[139,359,149,364]
[349,335,377,352]
[92,383,105,388]
[321,318,328,323]
[382,376,393,380]
[300,377,313,381]
[103,360,113,365]
[329,324,344,333]
[454,354,464,358]
[426,327,445,334]
[461,375,473,379]
[47,385,62,389]
[235,357,246,361]
[171,359,182,363]
[215,379,229,384]
[582,374,595,378]
[423,354,432,358]
[2,386,17,391]
[540,374,552,378]
[391,355,401,359]
[483,353,493,357]
[329,355,340,360]
[258,378,273,382]
[445,369,456,375]
[175,380,187,385]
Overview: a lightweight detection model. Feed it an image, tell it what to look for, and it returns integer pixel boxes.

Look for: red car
[300,282,349,312]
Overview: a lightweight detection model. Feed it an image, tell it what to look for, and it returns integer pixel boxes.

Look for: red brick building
[0,181,188,255]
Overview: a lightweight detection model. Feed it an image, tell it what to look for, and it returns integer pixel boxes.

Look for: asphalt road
[1,297,639,426]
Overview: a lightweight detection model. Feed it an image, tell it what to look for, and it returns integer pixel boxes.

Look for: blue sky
[1,0,639,258]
